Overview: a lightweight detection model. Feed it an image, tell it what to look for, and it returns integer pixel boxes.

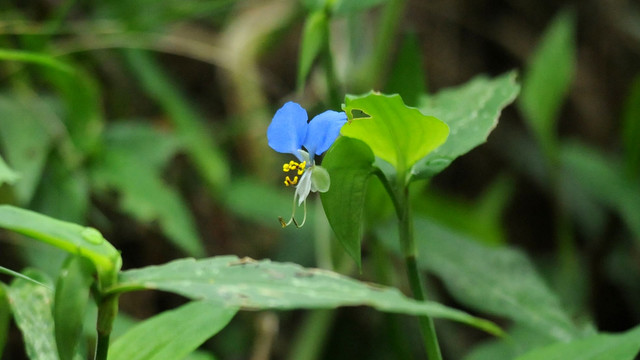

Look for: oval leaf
[341,92,449,176]
[413,71,520,178]
[320,137,375,269]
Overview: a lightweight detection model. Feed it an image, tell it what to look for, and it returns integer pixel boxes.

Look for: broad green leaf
[6,270,58,360]
[413,71,520,178]
[381,217,580,341]
[0,49,73,73]
[341,92,449,176]
[90,135,205,257]
[124,50,229,193]
[0,286,8,357]
[560,142,640,242]
[515,325,640,360]
[621,74,640,179]
[298,10,328,90]
[110,256,502,336]
[0,205,121,288]
[0,94,55,204]
[0,154,19,186]
[519,11,576,156]
[54,256,94,360]
[385,31,426,106]
[109,301,236,360]
[320,137,375,268]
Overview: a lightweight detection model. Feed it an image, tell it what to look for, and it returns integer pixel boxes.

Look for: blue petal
[303,110,347,157]
[267,102,308,159]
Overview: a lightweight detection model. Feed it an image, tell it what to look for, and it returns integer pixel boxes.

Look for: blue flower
[267,101,347,227]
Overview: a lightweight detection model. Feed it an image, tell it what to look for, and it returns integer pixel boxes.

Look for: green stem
[94,294,119,360]
[398,186,442,360]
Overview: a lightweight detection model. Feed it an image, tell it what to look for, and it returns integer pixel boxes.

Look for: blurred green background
[0,0,639,359]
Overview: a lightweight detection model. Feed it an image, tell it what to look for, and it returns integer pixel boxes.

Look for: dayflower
[267,101,347,227]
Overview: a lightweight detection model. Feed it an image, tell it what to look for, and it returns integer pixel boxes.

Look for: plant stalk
[94,294,119,360]
[398,186,442,360]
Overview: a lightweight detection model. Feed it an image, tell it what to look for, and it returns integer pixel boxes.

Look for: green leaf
[320,137,375,268]
[7,270,58,360]
[0,154,19,186]
[385,31,426,106]
[90,128,205,257]
[0,286,10,357]
[560,142,640,242]
[124,49,229,193]
[515,325,640,360]
[111,256,502,336]
[621,74,640,179]
[0,266,52,289]
[109,301,236,360]
[0,94,55,204]
[0,205,121,288]
[298,10,328,90]
[519,11,576,155]
[54,256,94,360]
[341,92,449,176]
[413,71,520,178]
[382,217,581,341]
[0,49,74,73]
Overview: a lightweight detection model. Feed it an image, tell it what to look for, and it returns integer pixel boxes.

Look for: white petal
[295,170,313,206]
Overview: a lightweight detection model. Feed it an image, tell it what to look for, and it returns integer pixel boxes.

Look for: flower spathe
[267,101,347,227]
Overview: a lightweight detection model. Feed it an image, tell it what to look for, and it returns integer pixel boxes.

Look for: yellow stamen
[283,160,305,173]
[281,161,306,186]
[284,175,299,186]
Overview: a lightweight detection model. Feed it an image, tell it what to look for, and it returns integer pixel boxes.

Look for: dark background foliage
[1,0,639,359]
